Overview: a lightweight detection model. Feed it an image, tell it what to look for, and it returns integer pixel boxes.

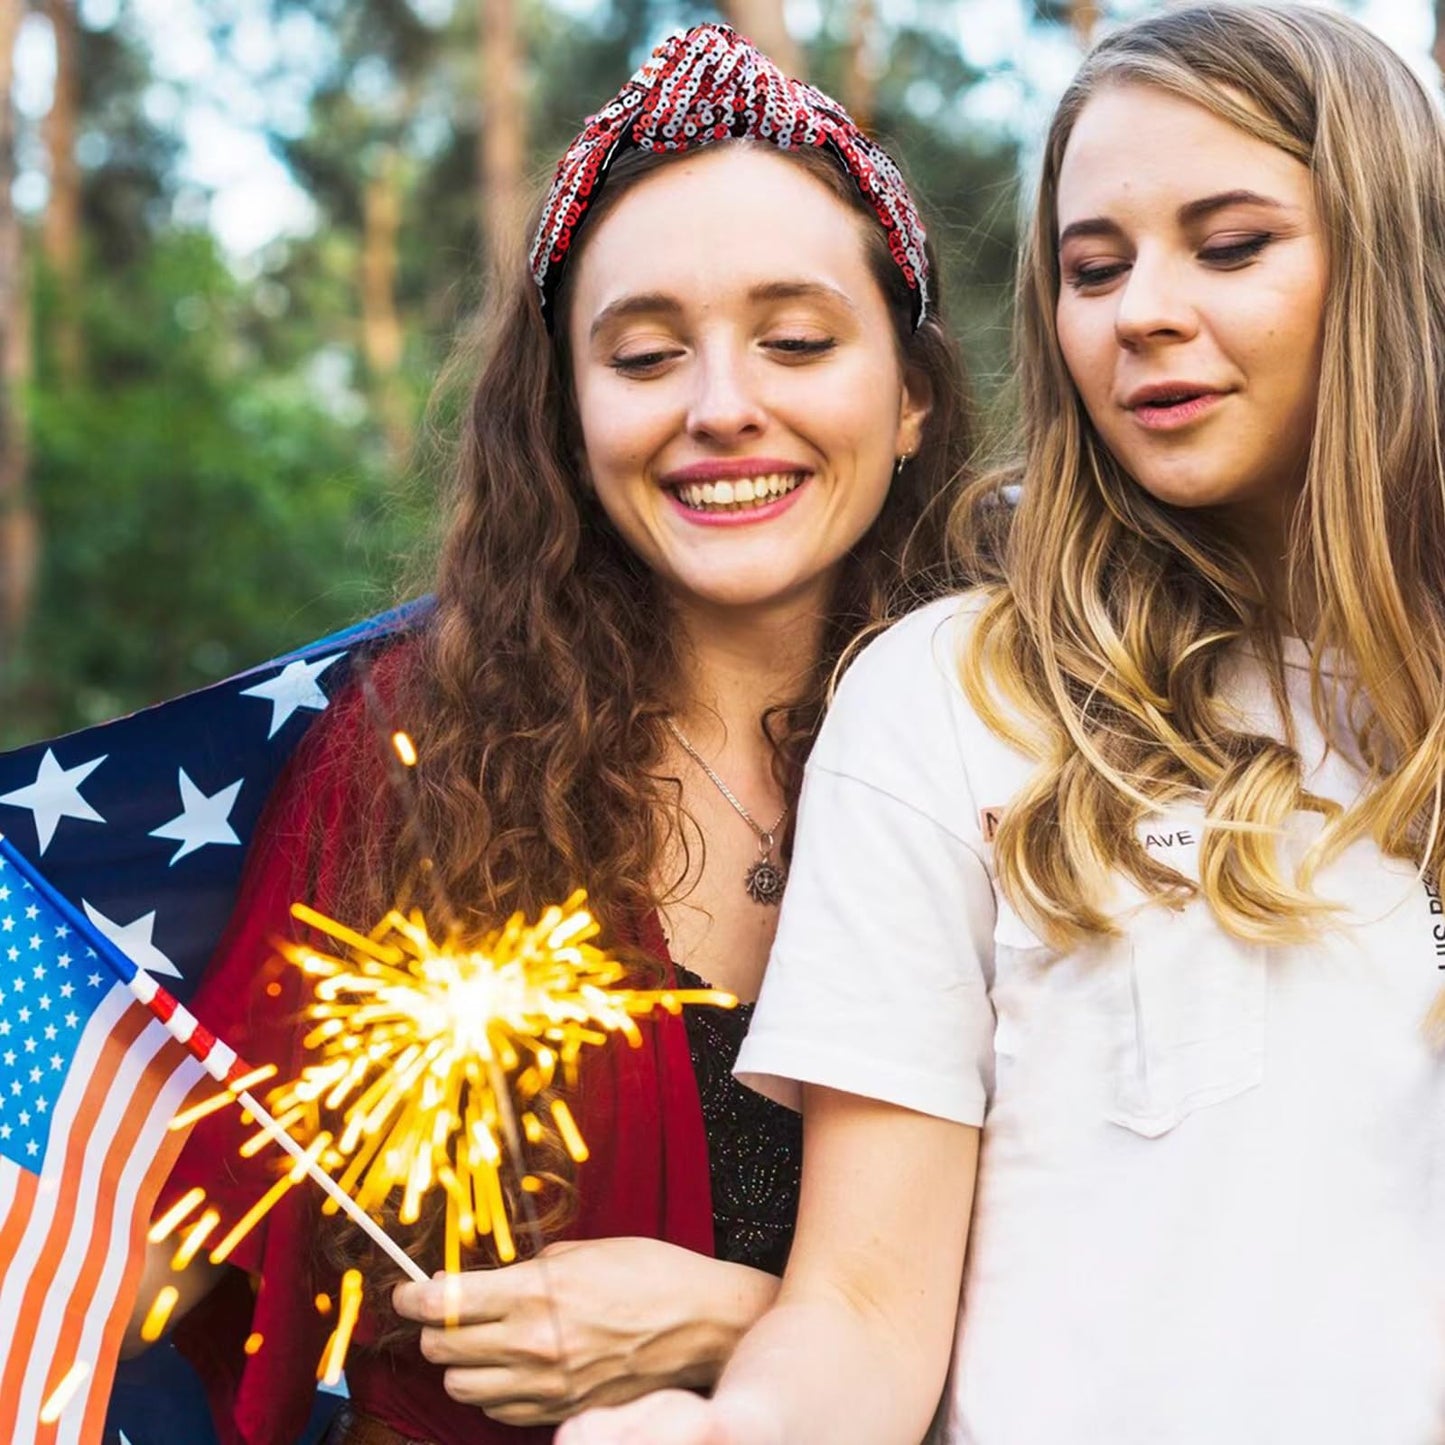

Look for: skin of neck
[665,577,835,768]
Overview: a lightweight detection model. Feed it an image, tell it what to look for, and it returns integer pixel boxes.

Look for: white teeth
[673,472,806,513]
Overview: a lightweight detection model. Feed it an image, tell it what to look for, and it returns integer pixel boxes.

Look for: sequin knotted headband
[529,23,932,329]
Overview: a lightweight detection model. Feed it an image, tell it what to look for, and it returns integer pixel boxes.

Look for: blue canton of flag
[0,864,109,1169]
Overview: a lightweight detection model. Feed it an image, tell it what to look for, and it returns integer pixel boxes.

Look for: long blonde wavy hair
[953,2,1445,949]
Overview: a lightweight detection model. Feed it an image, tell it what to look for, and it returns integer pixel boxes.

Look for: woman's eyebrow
[1057,215,1124,249]
[746,280,857,312]
[589,292,682,340]
[1175,188,1293,225]
[1059,189,1295,249]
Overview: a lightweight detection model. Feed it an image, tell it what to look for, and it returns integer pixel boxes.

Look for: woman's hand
[391,1236,779,1427]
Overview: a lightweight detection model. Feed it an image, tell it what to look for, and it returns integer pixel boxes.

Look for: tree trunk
[0,0,37,675]
[842,0,880,132]
[721,0,801,78]
[43,0,81,385]
[478,0,525,278]
[360,146,410,464]
[1070,0,1100,47]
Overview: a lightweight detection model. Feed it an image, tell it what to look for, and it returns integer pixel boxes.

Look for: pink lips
[659,457,815,529]
[1124,383,1228,432]
[659,457,813,485]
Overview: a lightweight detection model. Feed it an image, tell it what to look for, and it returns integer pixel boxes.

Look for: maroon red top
[154,687,715,1445]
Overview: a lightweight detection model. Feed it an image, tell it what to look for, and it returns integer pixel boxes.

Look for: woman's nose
[1113,252,1200,350]
[686,350,768,442]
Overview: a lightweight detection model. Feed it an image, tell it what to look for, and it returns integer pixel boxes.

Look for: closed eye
[1065,261,1130,292]
[765,337,837,358]
[610,349,684,375]
[1199,233,1273,266]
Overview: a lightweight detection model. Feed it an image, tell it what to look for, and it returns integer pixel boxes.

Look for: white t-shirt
[737,593,1445,1445]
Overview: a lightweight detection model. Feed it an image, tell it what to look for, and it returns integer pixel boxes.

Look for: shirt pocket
[1107,904,1268,1138]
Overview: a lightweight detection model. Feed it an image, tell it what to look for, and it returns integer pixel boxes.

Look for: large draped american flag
[0,602,424,1445]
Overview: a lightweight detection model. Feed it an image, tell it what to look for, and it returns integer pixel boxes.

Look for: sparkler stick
[0,831,428,1284]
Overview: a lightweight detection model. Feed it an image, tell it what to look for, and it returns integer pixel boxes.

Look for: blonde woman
[559,6,1445,1444]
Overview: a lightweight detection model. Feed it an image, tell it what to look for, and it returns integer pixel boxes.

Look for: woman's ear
[895,362,933,461]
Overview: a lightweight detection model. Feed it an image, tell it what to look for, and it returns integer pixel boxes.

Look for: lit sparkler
[142,887,733,1385]
[146,884,733,1366]
[239,890,733,1274]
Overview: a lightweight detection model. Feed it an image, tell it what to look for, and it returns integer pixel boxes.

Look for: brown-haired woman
[123,24,972,1445]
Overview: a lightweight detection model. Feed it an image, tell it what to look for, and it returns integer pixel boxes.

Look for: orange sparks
[317,1269,364,1386]
[39,1360,91,1424]
[140,1285,180,1343]
[218,892,733,1323]
[550,1099,589,1162]
[392,731,418,767]
[244,1332,265,1356]
[147,1186,205,1244]
[315,1292,333,1316]
[171,1208,221,1270]
[169,1063,282,1133]
[210,1133,331,1264]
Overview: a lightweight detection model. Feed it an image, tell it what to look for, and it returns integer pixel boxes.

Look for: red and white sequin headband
[529,24,932,329]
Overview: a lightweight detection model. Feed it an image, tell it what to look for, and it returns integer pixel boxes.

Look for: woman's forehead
[569,148,878,322]
[1057,84,1310,223]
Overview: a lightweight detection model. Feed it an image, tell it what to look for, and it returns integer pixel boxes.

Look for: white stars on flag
[239,653,345,738]
[80,903,182,980]
[0,862,115,1169]
[148,770,244,866]
[0,750,107,854]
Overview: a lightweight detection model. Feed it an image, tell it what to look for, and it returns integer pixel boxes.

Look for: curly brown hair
[324,139,975,1309]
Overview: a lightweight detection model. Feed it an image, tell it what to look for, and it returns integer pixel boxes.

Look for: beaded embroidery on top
[529,23,931,329]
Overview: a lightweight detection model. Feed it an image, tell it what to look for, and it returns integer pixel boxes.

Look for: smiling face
[565,145,929,618]
[1054,84,1329,531]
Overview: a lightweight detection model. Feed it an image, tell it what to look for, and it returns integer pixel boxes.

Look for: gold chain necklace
[664,718,788,906]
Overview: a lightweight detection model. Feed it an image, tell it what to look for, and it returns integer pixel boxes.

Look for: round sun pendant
[745,857,787,906]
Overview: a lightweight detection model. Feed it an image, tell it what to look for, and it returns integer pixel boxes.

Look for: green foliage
[6,227,422,747]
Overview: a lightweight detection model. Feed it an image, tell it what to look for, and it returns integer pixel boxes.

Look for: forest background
[0,0,1436,751]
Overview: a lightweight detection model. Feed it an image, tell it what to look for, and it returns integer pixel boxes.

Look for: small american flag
[0,602,423,1445]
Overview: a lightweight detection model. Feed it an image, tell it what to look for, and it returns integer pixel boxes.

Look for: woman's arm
[557,1085,979,1445]
[392,1237,780,1426]
[118,1238,233,1361]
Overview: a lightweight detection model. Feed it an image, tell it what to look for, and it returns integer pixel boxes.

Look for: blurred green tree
[7,0,1026,749]
[7,7,406,746]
